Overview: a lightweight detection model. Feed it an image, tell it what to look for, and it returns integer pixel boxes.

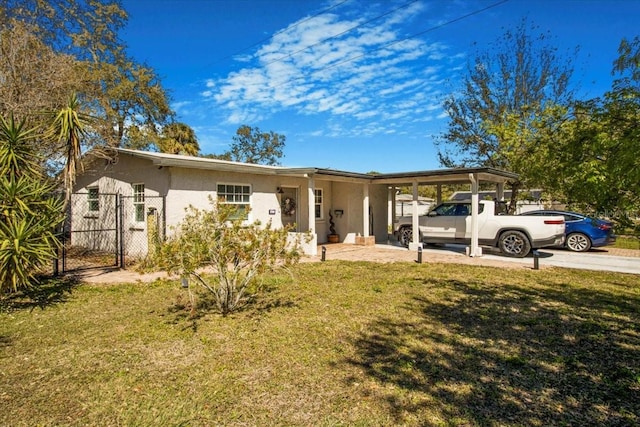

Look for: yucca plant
[47,92,91,208]
[0,115,64,295]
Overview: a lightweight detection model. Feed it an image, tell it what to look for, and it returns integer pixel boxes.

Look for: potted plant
[327,211,339,243]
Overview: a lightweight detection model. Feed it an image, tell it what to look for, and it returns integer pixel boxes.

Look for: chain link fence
[60,192,120,272]
[119,195,166,266]
[58,193,166,272]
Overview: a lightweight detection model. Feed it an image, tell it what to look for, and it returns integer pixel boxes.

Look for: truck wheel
[566,232,591,252]
[499,230,531,258]
[398,226,412,247]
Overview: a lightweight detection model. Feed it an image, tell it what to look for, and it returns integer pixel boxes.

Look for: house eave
[115,149,519,184]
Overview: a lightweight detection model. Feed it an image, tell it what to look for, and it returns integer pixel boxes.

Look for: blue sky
[121,0,639,173]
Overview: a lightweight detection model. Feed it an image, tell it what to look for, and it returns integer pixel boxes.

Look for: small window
[88,187,99,212]
[217,183,251,219]
[133,183,145,222]
[314,189,323,219]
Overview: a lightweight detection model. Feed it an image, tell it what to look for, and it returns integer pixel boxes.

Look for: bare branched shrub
[154,198,306,315]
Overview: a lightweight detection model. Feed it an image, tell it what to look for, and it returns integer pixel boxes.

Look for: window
[314,189,323,219]
[217,184,251,219]
[88,187,99,212]
[133,183,145,222]
[433,203,483,216]
[433,203,458,216]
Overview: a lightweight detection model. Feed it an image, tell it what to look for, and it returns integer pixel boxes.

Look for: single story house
[70,148,518,258]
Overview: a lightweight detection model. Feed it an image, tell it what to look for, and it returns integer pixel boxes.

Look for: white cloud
[204,0,451,134]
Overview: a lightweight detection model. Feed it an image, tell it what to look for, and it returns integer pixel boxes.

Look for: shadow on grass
[0,275,80,312]
[347,277,640,426]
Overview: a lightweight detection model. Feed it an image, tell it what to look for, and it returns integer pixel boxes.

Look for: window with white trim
[133,183,145,222]
[217,183,251,219]
[87,187,99,212]
[314,188,323,219]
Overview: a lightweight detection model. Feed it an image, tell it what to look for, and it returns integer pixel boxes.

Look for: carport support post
[388,187,396,242]
[468,173,480,257]
[306,175,317,255]
[362,183,370,237]
[408,180,421,251]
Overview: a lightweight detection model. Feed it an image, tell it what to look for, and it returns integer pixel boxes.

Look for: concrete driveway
[481,247,640,275]
[313,243,640,275]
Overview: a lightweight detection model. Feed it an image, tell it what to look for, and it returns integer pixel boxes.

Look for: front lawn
[1,262,638,426]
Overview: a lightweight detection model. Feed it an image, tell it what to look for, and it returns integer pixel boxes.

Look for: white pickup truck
[394,200,565,257]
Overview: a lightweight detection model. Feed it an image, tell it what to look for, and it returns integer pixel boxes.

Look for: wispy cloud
[204,0,451,133]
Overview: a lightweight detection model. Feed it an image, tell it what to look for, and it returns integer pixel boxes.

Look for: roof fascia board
[116,149,518,185]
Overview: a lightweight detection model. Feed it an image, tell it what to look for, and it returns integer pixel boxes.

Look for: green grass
[615,235,640,250]
[1,262,639,426]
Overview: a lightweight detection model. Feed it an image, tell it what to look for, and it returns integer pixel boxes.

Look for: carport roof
[371,167,519,185]
[115,148,518,185]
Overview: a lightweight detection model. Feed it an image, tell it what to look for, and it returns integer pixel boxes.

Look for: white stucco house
[70,148,519,259]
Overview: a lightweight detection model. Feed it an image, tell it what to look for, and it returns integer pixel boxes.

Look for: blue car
[520,210,616,252]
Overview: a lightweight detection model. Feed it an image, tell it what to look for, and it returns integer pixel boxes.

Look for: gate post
[118,194,125,269]
[53,248,59,276]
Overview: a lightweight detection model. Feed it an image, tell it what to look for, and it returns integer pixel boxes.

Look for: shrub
[0,116,63,295]
[153,198,306,315]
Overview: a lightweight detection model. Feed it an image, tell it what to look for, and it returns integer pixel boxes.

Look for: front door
[280,187,298,231]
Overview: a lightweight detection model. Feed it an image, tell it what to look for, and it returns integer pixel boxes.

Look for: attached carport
[375,168,519,257]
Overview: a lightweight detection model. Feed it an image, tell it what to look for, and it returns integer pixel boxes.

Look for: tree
[436,19,576,208]
[550,38,640,230]
[0,0,128,64]
[0,0,173,157]
[0,115,63,295]
[0,22,77,121]
[228,125,285,165]
[87,58,173,148]
[47,92,92,207]
[152,199,305,316]
[157,122,200,155]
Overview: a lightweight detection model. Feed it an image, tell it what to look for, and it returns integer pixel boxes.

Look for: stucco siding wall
[75,155,169,196]
[72,155,168,257]
[369,184,390,242]
[322,181,389,243]
[164,167,313,232]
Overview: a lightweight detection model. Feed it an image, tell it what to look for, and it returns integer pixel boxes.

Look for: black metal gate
[57,192,166,273]
[58,192,120,273]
